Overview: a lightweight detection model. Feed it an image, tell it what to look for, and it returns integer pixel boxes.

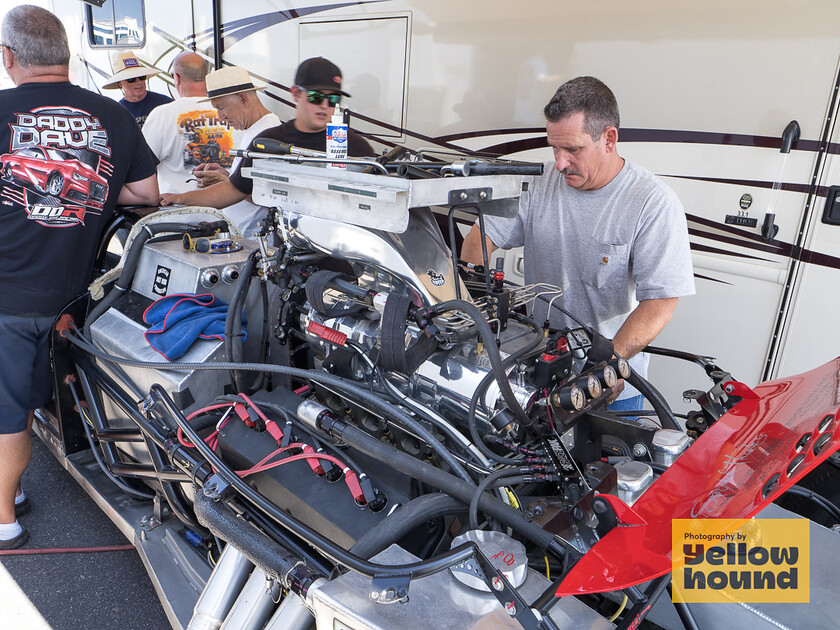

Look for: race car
[0,145,109,208]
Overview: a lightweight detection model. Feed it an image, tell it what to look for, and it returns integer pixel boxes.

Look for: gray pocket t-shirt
[484,160,695,395]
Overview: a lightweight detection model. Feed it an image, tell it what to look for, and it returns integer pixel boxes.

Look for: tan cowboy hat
[199,67,265,102]
[103,51,160,90]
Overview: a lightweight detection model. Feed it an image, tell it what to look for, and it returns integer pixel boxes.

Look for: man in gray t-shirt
[462,76,694,404]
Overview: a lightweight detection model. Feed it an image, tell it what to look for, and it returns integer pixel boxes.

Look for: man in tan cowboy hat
[103,51,172,129]
[163,66,279,236]
[189,66,279,189]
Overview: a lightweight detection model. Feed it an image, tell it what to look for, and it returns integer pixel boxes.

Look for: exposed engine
[41,150,840,630]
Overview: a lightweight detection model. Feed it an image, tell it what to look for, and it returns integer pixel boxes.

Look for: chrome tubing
[218,568,282,630]
[187,545,253,630]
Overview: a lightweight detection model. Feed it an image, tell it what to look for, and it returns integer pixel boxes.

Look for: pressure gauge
[577,375,602,399]
[611,357,631,379]
[598,365,618,389]
[551,385,585,411]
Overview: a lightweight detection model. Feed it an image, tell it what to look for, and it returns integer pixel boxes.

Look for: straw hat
[199,67,265,102]
[103,51,160,89]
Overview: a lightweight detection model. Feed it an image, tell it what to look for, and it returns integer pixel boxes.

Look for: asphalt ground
[0,432,171,630]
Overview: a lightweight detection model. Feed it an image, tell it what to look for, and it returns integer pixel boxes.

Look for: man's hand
[159,192,183,206]
[193,163,230,188]
[605,379,625,404]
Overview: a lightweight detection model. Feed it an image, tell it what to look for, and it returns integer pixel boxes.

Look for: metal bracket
[369,573,411,605]
[471,548,542,630]
[202,473,234,502]
[448,187,493,205]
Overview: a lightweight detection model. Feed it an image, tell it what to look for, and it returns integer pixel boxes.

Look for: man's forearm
[118,174,159,206]
[461,224,499,265]
[160,180,247,209]
[612,297,678,359]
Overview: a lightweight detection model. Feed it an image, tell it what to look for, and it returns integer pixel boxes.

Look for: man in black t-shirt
[0,5,159,549]
[160,57,374,209]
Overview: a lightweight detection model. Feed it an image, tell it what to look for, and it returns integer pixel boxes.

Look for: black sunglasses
[124,77,143,84]
[304,90,341,106]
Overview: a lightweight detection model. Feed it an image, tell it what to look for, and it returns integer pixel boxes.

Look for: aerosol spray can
[326,104,348,169]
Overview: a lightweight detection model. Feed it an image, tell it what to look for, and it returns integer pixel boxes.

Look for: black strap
[378,293,437,375]
[305,270,365,318]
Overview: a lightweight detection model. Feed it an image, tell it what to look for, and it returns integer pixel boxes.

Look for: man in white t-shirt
[143,51,236,194]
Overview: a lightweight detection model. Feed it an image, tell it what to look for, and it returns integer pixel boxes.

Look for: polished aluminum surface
[309,544,614,630]
[280,207,466,305]
[411,334,538,425]
[248,160,523,234]
[218,569,281,630]
[614,460,655,506]
[449,530,527,592]
[651,429,693,466]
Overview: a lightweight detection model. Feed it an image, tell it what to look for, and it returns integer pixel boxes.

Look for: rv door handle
[762,213,779,242]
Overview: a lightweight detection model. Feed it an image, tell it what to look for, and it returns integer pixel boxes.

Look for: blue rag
[143,293,247,360]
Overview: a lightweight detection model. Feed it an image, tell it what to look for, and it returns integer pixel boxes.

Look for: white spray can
[326,104,348,169]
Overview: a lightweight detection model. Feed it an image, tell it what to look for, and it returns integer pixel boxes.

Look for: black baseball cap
[295,57,350,96]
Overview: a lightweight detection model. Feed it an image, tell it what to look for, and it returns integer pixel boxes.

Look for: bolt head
[492,576,504,591]
[505,601,517,616]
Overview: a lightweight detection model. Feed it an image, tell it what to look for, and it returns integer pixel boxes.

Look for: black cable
[151,385,506,581]
[350,493,465,559]
[466,314,546,466]
[427,299,530,425]
[225,250,257,392]
[345,338,487,471]
[468,468,536,530]
[784,484,840,523]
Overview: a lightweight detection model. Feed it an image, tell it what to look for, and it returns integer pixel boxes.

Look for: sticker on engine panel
[672,518,809,603]
[542,437,575,473]
[153,265,171,296]
[427,269,445,286]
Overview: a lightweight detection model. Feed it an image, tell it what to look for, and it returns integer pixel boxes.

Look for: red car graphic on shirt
[0,146,109,208]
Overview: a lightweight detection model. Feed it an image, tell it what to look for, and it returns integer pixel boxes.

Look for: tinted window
[87,0,146,47]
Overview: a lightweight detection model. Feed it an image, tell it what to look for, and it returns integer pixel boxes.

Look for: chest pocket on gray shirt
[584,241,630,289]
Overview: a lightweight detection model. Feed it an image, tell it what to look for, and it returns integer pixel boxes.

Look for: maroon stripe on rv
[694,273,732,286]
[472,129,840,157]
[663,174,824,197]
[689,242,773,262]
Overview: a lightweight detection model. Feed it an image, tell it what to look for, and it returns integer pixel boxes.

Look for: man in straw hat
[103,50,172,129]
[161,65,279,236]
[0,5,159,549]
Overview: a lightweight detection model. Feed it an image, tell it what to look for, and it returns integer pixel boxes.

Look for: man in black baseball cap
[160,57,373,211]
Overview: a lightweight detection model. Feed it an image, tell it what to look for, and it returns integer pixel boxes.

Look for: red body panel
[556,357,840,596]
[0,146,108,208]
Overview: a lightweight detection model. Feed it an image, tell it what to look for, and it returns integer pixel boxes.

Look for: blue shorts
[0,313,55,434]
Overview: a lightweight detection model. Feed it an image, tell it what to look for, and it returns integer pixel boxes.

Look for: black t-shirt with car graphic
[0,82,157,316]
